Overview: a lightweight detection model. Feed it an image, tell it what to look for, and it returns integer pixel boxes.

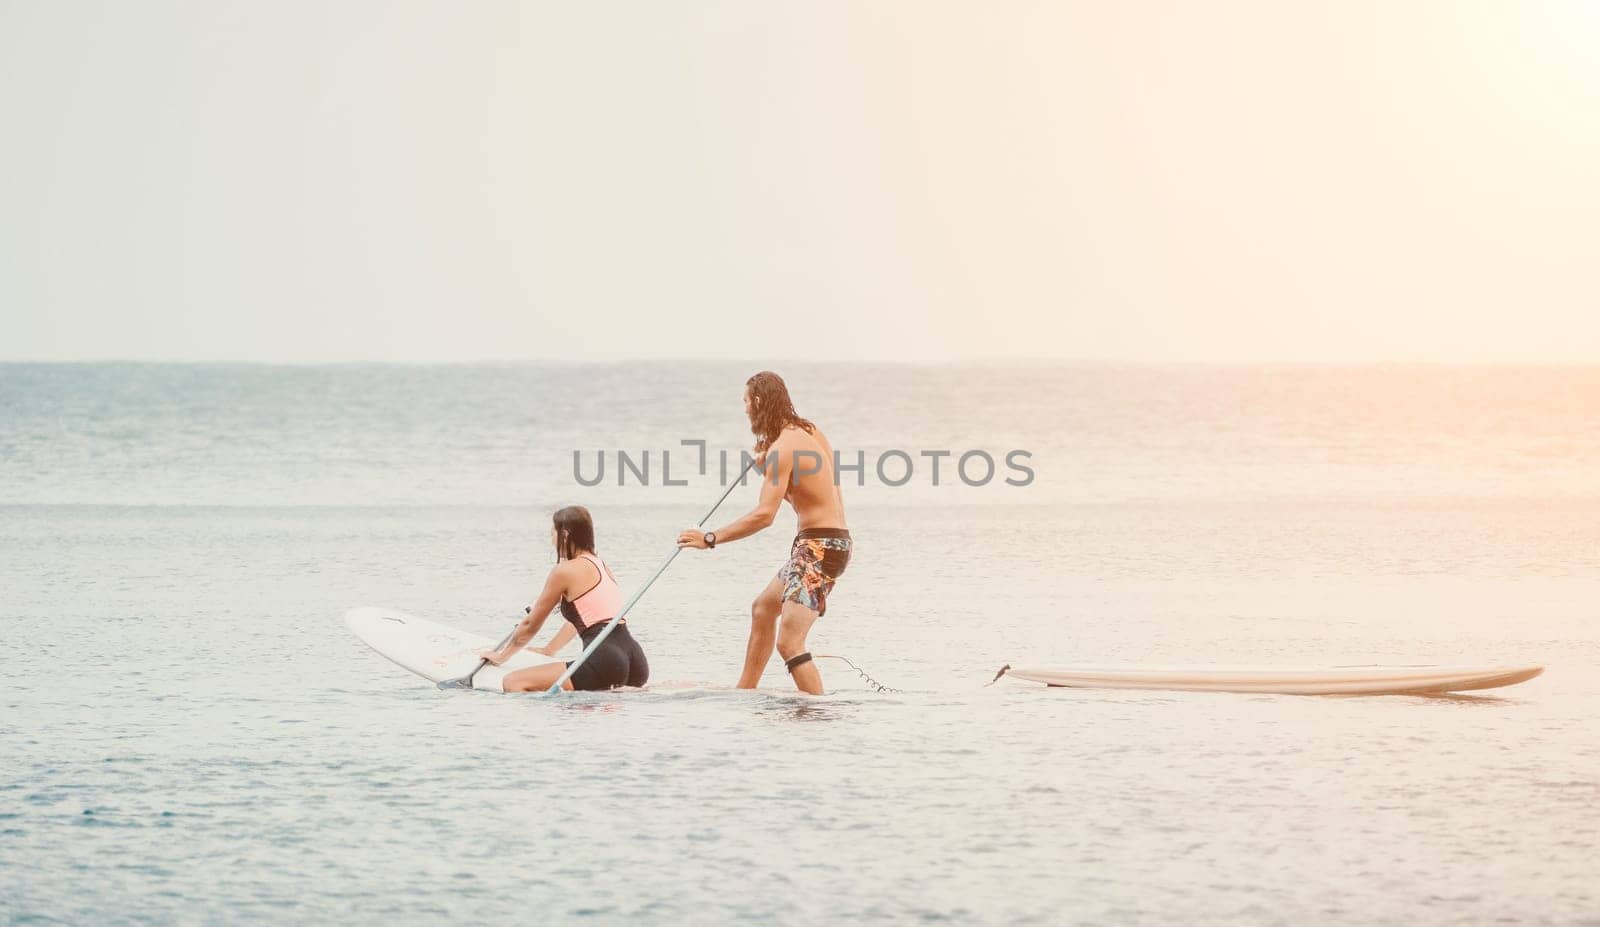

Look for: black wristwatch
[704,531,717,549]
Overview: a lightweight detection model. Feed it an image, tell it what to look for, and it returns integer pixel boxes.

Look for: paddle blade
[437,658,489,690]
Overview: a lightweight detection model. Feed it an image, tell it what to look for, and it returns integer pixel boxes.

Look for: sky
[1,0,1597,363]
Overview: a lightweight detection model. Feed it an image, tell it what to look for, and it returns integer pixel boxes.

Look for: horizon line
[2,356,1599,369]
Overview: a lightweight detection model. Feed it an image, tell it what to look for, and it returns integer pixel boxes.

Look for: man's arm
[678,441,792,549]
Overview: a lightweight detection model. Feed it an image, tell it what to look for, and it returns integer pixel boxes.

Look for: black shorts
[567,621,649,691]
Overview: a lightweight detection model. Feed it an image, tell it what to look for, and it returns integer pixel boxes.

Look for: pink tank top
[559,552,623,630]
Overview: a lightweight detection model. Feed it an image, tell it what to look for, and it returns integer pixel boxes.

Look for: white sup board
[346,606,566,693]
[997,663,1543,696]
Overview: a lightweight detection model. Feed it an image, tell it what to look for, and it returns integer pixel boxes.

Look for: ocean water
[2,362,1597,925]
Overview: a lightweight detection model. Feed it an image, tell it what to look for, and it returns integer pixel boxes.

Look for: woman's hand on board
[476,648,506,665]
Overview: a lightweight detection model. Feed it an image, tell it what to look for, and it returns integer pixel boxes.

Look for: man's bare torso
[772,424,847,531]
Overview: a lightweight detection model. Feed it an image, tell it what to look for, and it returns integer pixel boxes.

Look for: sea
[2,362,1596,924]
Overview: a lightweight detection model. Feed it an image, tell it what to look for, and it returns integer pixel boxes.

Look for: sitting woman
[477,505,649,692]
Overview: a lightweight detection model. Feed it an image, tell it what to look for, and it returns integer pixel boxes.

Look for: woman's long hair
[746,370,814,457]
[551,505,596,561]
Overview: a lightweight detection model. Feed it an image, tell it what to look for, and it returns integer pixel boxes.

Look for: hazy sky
[2,1,1596,363]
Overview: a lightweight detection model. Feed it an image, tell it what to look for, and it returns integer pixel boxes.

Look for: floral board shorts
[776,527,852,616]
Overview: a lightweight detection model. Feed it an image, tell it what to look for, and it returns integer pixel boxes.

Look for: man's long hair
[746,371,814,457]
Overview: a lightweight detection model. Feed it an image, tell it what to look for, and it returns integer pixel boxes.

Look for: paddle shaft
[459,629,516,688]
[545,460,755,694]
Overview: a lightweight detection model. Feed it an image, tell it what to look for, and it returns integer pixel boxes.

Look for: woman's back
[559,552,623,633]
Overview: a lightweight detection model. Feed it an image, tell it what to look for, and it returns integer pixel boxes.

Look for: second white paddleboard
[998,663,1543,695]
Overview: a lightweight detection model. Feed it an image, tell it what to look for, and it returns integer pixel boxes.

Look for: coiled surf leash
[760,654,902,694]
[816,654,902,694]
[541,459,758,695]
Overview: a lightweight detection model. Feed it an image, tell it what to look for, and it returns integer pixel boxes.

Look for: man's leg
[738,574,784,689]
[775,601,823,695]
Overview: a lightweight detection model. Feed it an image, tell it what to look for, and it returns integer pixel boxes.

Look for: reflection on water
[754,699,851,724]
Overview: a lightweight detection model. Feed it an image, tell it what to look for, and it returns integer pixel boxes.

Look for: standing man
[676,371,850,695]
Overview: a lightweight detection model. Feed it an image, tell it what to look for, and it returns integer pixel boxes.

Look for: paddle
[438,623,519,690]
[543,460,755,695]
